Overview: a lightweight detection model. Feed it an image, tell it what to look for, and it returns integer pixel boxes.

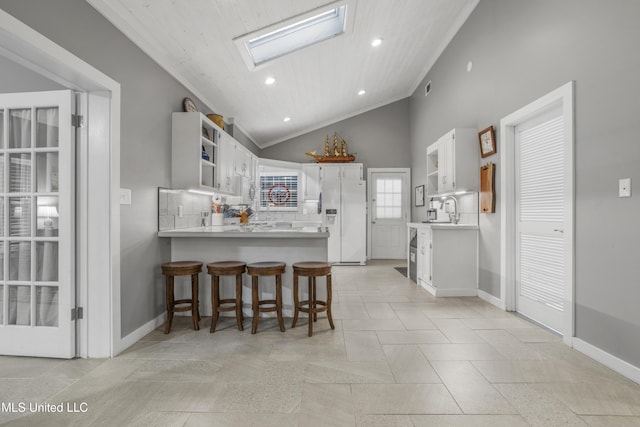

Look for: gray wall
[410,0,640,366]
[0,0,219,337]
[261,99,411,174]
[0,56,65,92]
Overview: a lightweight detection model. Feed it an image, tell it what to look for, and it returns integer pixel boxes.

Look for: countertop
[158,224,330,239]
[407,222,479,230]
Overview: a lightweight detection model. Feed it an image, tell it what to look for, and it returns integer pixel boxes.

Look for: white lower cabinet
[412,224,478,297]
[417,228,431,287]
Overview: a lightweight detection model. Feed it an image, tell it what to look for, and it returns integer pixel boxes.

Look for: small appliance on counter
[426,208,437,222]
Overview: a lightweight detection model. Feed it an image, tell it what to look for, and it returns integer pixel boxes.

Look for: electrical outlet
[119,188,131,205]
[619,178,631,198]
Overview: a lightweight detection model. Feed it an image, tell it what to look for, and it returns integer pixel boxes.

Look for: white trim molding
[573,338,640,385]
[117,313,165,354]
[478,289,505,310]
[499,81,575,346]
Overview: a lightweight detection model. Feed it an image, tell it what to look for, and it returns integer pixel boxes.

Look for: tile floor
[1,260,640,426]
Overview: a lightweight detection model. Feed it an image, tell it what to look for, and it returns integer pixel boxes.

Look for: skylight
[234,1,353,70]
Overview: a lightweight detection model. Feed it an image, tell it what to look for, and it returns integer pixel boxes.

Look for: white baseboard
[115,313,165,356]
[572,338,640,385]
[478,289,505,310]
[435,288,478,297]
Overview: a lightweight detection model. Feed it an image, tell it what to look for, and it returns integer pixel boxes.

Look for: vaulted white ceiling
[88,0,478,148]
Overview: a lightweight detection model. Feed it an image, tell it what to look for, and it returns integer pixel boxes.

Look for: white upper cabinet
[216,131,237,194]
[234,142,255,179]
[171,112,219,191]
[426,128,478,196]
[302,164,321,200]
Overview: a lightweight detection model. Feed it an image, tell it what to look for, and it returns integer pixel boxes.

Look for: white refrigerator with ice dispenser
[321,164,367,265]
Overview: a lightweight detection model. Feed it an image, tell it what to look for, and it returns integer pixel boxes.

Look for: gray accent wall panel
[0,56,65,92]
[410,0,640,367]
[260,99,411,174]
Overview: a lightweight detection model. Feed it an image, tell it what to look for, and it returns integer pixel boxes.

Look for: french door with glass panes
[0,90,75,358]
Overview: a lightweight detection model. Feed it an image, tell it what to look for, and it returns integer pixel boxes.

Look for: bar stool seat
[291,261,334,337]
[161,261,203,334]
[207,261,246,333]
[246,261,286,334]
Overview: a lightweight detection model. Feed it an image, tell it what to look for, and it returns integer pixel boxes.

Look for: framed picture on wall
[415,185,425,207]
[479,125,497,158]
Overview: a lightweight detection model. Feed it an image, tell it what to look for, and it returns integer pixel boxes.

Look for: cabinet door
[217,134,236,193]
[234,144,253,178]
[425,232,432,286]
[342,163,363,181]
[303,164,321,200]
[438,132,455,192]
[418,229,432,286]
[320,164,341,182]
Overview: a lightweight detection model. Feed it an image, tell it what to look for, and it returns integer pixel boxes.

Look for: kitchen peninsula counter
[159,225,329,318]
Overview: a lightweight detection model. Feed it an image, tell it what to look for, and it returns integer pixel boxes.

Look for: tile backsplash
[158,188,212,231]
[426,192,479,225]
[158,188,323,231]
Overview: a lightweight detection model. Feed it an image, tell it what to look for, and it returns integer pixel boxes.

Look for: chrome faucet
[440,196,460,224]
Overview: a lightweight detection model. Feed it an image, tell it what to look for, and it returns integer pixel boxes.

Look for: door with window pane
[0,91,75,358]
[370,170,409,259]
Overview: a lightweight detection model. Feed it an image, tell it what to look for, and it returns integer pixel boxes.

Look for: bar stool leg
[251,275,259,334]
[291,272,300,328]
[164,275,175,334]
[210,275,220,333]
[312,276,318,322]
[307,276,313,337]
[235,273,244,331]
[194,273,201,321]
[191,273,200,331]
[276,274,285,332]
[326,273,335,330]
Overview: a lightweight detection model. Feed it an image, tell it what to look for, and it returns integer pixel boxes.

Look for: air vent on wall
[425,80,432,97]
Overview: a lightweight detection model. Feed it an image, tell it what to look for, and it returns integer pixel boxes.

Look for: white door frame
[500,81,575,345]
[0,10,121,357]
[366,167,411,259]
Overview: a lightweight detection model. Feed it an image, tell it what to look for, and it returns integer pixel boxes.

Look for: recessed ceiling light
[283,117,291,122]
[358,89,366,96]
[265,76,276,85]
[371,38,383,47]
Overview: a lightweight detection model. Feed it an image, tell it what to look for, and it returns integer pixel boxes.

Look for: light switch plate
[619,178,631,198]
[120,188,132,205]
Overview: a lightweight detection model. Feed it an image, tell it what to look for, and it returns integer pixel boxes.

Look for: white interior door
[0,90,75,358]
[369,169,409,259]
[515,106,567,333]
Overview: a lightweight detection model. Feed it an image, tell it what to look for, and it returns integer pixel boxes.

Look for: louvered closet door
[515,107,565,333]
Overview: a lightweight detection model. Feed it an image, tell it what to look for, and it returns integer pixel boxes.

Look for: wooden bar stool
[207,261,246,333]
[291,261,334,337]
[246,262,286,334]
[161,261,203,334]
